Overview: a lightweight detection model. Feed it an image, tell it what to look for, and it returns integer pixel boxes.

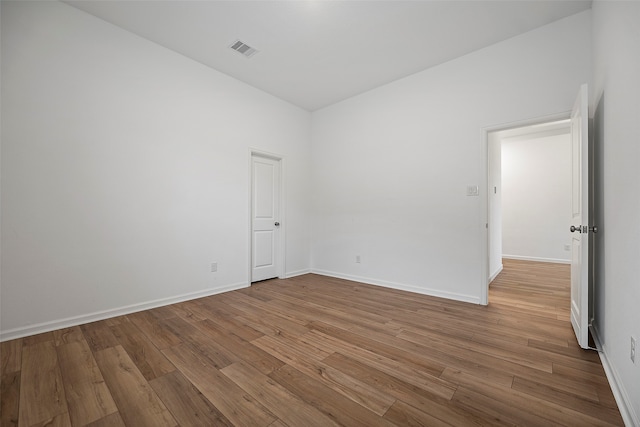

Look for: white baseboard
[502,254,570,264]
[590,325,639,427]
[489,264,504,284]
[284,269,311,278]
[311,269,480,304]
[0,282,249,342]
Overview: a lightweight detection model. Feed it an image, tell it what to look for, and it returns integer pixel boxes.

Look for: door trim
[249,149,286,283]
[480,111,570,305]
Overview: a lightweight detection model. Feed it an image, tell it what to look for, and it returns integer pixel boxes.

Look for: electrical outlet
[356,255,361,264]
[211,262,218,272]
[631,336,636,363]
[564,244,571,251]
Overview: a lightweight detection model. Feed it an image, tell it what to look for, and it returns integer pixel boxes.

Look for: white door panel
[254,164,275,218]
[254,231,274,267]
[251,155,281,282]
[570,84,590,349]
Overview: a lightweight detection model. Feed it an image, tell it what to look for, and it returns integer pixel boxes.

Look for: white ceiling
[65,1,591,111]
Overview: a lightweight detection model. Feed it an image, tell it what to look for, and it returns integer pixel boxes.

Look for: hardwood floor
[0,259,623,426]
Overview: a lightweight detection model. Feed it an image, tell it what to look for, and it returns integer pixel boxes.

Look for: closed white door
[251,155,281,282]
[570,84,591,349]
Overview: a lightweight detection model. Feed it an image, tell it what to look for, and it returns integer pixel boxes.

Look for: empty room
[1,1,639,426]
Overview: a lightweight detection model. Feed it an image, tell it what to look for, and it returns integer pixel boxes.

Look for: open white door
[570,84,591,349]
[251,155,281,282]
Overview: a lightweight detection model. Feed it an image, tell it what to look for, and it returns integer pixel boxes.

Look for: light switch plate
[466,185,479,196]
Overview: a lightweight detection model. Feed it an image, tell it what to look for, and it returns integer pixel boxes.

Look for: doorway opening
[483,115,571,305]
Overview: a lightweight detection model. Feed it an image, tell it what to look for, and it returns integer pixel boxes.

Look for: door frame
[480,111,571,305]
[249,149,286,283]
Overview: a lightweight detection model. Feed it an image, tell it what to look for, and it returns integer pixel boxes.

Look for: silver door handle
[570,225,598,233]
[274,222,280,227]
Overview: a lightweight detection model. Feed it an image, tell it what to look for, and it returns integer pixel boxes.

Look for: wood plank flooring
[0,259,624,426]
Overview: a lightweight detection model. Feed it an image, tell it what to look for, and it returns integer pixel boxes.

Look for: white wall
[591,1,640,424]
[0,1,311,339]
[501,133,572,263]
[311,11,591,303]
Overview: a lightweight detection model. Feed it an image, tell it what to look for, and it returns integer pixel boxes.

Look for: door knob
[274,222,280,227]
[570,225,598,233]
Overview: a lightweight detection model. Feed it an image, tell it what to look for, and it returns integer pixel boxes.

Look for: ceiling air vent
[230,40,258,58]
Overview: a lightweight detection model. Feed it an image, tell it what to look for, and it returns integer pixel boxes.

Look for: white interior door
[570,84,591,349]
[251,155,281,282]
